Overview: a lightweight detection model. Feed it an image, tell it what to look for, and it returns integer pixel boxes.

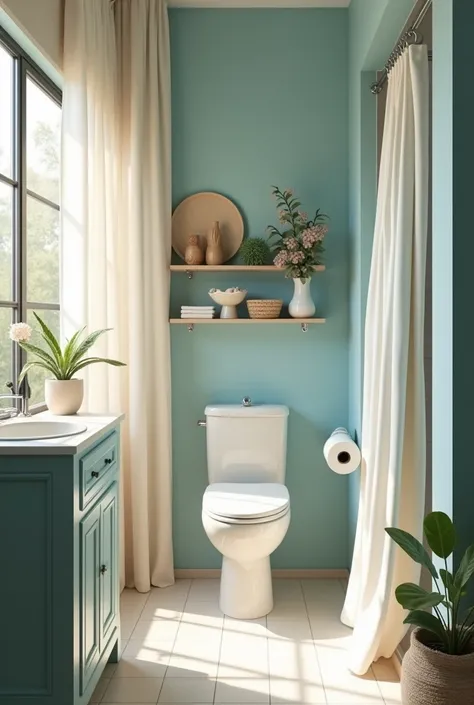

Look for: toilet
[201,401,290,619]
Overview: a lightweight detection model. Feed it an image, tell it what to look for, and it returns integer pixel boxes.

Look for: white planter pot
[289,278,316,318]
[45,379,84,416]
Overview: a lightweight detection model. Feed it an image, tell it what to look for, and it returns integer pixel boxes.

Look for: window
[0,29,61,406]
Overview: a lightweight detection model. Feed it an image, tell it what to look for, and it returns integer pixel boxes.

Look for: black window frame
[0,26,62,404]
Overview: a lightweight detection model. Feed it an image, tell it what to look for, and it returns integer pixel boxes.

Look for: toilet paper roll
[323,427,361,475]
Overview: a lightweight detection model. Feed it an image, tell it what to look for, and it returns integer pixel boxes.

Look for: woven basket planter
[247,299,283,319]
[402,629,474,705]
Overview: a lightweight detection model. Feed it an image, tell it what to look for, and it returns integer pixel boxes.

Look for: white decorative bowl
[208,289,247,319]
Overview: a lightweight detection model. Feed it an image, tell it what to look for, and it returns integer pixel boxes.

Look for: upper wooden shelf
[170,264,325,274]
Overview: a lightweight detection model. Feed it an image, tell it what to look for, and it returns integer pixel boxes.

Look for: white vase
[45,379,84,415]
[289,278,316,318]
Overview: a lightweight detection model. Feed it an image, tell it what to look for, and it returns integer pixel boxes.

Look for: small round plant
[239,237,271,266]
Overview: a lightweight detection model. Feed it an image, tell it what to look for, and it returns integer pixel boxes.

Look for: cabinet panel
[79,504,101,695]
[79,430,118,510]
[100,483,118,650]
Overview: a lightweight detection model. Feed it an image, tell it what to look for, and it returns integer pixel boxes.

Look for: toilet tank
[205,404,289,484]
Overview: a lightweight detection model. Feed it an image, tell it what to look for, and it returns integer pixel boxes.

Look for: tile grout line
[301,579,329,705]
[212,583,225,703]
[99,587,153,703]
[265,611,271,705]
[157,578,194,702]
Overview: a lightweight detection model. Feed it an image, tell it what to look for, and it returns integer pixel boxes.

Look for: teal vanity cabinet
[0,416,123,705]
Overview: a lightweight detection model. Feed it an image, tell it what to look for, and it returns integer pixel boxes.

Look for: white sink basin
[0,421,87,441]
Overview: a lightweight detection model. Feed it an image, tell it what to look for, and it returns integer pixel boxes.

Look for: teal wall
[346,0,416,554]
[170,8,350,569]
[431,0,452,528]
[432,0,474,595]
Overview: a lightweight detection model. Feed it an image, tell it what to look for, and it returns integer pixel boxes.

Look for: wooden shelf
[170,264,325,273]
[170,317,325,324]
[170,318,325,332]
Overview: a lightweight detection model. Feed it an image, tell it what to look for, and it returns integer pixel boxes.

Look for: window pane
[0,308,13,392]
[27,77,60,204]
[27,196,59,303]
[0,45,13,178]
[27,308,60,406]
[0,182,13,301]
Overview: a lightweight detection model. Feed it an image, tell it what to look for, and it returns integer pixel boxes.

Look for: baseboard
[391,646,403,678]
[175,569,221,578]
[175,568,349,579]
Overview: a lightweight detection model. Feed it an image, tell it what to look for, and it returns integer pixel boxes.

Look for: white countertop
[0,411,124,455]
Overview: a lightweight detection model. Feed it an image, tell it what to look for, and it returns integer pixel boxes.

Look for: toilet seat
[203,482,290,525]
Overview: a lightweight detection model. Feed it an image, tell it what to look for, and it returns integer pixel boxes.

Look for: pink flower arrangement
[267,186,329,282]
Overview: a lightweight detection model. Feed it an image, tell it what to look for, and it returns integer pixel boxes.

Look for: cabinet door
[100,483,118,650]
[79,502,101,694]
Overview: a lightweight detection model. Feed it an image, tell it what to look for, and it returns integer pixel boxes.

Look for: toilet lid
[203,483,289,520]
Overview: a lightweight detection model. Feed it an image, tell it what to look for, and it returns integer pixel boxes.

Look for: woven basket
[402,629,474,705]
[247,299,283,319]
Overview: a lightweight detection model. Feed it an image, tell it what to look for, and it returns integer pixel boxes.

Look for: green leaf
[69,356,126,377]
[385,527,439,580]
[32,312,63,369]
[403,610,448,646]
[18,360,60,384]
[65,328,112,375]
[454,544,474,590]
[439,568,457,602]
[63,327,86,369]
[395,583,444,611]
[424,511,456,559]
[19,341,61,378]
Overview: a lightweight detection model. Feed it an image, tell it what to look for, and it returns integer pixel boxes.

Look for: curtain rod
[370,0,432,95]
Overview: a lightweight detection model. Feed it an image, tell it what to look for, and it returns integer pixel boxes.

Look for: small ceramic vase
[206,221,224,265]
[184,235,204,265]
[289,278,316,318]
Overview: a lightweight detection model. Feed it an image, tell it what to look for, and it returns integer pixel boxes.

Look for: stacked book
[180,306,215,319]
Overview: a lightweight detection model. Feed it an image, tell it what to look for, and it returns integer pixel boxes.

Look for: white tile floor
[91,579,401,705]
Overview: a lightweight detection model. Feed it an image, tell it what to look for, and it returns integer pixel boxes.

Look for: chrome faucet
[0,379,31,419]
[0,394,22,420]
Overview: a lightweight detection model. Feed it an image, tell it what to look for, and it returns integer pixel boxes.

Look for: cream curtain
[341,45,429,675]
[62,0,174,591]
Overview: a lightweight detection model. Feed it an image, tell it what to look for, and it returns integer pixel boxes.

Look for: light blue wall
[170,8,350,569]
[347,0,416,554]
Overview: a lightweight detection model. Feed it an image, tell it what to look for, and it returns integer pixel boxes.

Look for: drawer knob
[91,470,99,478]
[100,564,108,575]
[104,458,112,465]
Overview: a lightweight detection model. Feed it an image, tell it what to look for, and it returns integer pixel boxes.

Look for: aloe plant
[11,313,125,382]
[386,512,474,654]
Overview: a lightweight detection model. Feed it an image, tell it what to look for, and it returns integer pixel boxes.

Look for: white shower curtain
[62,0,174,591]
[342,45,429,675]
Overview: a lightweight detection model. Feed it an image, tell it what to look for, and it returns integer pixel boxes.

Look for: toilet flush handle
[242,397,252,407]
[197,419,206,427]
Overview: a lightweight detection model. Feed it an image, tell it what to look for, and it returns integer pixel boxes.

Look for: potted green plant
[9,314,125,415]
[386,512,474,705]
[239,237,271,266]
[267,186,328,318]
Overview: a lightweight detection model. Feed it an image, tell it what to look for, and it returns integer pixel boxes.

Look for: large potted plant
[386,512,474,705]
[267,186,328,318]
[9,314,125,415]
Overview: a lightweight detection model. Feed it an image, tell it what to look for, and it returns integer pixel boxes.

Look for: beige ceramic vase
[206,221,224,265]
[45,379,84,415]
[184,235,204,265]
